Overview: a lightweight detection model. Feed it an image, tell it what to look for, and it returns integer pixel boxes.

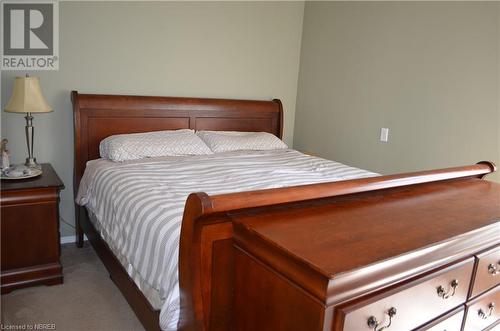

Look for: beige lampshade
[4,76,52,113]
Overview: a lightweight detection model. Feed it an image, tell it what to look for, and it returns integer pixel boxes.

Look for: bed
[72,92,499,331]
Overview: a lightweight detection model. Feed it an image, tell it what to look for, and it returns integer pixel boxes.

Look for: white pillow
[100,129,213,162]
[196,131,288,153]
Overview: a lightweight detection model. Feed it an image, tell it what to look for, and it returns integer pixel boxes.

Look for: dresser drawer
[471,246,500,298]
[415,306,465,331]
[463,285,500,331]
[342,258,474,331]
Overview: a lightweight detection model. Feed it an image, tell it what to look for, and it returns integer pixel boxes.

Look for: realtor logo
[1,1,59,70]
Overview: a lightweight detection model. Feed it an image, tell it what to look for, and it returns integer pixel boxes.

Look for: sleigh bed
[72,91,500,331]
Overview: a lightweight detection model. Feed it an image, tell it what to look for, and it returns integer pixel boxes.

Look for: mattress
[76,149,378,330]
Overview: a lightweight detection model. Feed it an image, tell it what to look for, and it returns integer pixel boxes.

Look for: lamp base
[25,158,41,170]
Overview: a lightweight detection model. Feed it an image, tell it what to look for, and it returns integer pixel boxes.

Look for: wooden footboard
[177,162,497,330]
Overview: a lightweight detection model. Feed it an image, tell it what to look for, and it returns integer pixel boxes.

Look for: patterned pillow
[100,129,213,162]
[196,131,288,153]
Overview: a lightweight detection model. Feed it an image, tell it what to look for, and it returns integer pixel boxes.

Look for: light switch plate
[380,128,389,142]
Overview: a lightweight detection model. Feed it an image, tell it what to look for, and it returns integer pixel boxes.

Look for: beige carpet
[1,243,145,331]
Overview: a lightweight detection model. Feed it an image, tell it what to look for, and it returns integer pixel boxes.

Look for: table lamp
[4,75,52,169]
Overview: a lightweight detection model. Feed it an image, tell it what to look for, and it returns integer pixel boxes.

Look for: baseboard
[60,235,88,245]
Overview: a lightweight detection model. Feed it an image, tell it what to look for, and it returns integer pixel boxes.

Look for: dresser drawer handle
[367,307,397,331]
[436,279,459,299]
[478,302,495,319]
[487,262,500,275]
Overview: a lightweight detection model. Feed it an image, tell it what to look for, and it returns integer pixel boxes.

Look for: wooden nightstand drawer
[471,246,500,298]
[0,164,64,293]
[342,258,474,331]
[1,193,60,269]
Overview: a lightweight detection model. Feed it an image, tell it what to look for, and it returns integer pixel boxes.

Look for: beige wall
[0,1,305,237]
[294,2,500,182]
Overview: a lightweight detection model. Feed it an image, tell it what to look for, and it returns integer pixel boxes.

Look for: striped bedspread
[76,149,377,330]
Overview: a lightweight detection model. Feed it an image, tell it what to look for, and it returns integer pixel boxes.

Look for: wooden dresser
[232,178,500,331]
[1,164,64,293]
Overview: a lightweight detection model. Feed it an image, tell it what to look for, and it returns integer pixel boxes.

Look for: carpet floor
[1,243,145,331]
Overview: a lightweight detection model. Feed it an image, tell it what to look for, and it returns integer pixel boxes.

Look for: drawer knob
[367,307,397,331]
[437,279,459,299]
[487,262,500,275]
[478,303,495,320]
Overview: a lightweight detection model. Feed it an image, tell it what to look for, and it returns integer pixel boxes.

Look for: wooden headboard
[72,91,283,193]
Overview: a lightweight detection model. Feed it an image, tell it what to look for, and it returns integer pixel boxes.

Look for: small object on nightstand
[1,164,64,293]
[1,164,42,180]
[1,139,10,170]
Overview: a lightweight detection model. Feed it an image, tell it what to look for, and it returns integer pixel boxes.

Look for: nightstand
[1,163,64,293]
